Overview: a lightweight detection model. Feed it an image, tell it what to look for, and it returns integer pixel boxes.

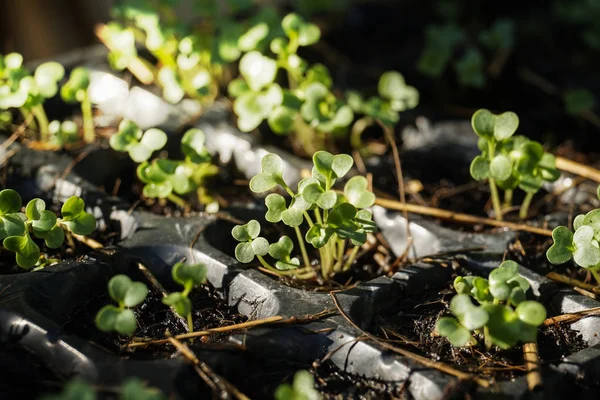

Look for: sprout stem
[591,268,600,286]
[342,245,360,272]
[187,313,194,334]
[257,255,316,279]
[167,193,188,208]
[519,192,535,220]
[81,92,95,143]
[31,105,49,142]
[294,226,311,269]
[488,178,503,221]
[503,189,513,209]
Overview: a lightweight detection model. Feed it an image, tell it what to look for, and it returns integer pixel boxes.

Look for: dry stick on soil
[72,234,104,250]
[542,306,600,327]
[1,113,33,150]
[523,342,543,391]
[136,262,189,332]
[329,291,490,388]
[374,197,552,236]
[555,157,600,185]
[546,272,600,295]
[378,121,413,262]
[94,24,155,85]
[574,287,597,299]
[166,336,250,400]
[127,308,337,348]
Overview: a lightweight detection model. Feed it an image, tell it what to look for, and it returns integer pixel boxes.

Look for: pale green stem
[341,245,360,272]
[81,91,95,143]
[314,208,323,225]
[167,193,188,208]
[31,105,49,142]
[19,108,36,129]
[484,325,492,349]
[257,255,315,279]
[303,211,315,228]
[503,189,513,210]
[333,238,346,272]
[186,313,194,334]
[294,226,311,269]
[519,191,535,220]
[487,142,503,221]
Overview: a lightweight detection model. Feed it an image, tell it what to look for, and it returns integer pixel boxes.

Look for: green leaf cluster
[0,189,96,269]
[110,120,168,163]
[437,260,547,349]
[469,109,560,219]
[547,187,600,284]
[95,274,149,336]
[231,151,377,281]
[417,18,515,88]
[162,262,207,331]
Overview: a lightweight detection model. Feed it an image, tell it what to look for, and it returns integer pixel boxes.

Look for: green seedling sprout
[110,121,218,209]
[547,185,600,285]
[0,52,64,142]
[48,120,79,148]
[0,189,96,269]
[231,151,377,281]
[275,370,321,400]
[162,262,208,332]
[41,377,164,400]
[95,274,149,336]
[437,260,547,349]
[469,109,560,220]
[61,67,95,143]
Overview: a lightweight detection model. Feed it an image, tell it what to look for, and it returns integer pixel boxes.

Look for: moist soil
[370,268,587,382]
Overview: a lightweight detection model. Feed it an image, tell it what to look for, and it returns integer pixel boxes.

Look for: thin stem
[314,208,323,225]
[342,245,360,272]
[256,255,315,278]
[187,313,194,334]
[167,193,188,208]
[303,212,315,228]
[503,189,513,209]
[294,226,310,269]
[81,91,95,143]
[484,326,493,349]
[31,105,49,142]
[519,191,535,220]
[591,268,600,286]
[487,141,503,221]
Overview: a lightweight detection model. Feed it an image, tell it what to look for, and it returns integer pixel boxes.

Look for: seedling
[229,12,418,155]
[547,185,600,285]
[417,18,515,88]
[162,262,208,332]
[109,120,167,163]
[61,66,95,143]
[41,377,164,400]
[0,52,64,141]
[275,370,321,400]
[110,121,218,209]
[48,120,79,148]
[437,260,547,349]
[95,274,149,336]
[469,109,560,220]
[0,189,96,269]
[231,151,377,281]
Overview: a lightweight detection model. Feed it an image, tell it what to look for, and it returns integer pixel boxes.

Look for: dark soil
[61,265,247,359]
[371,269,587,382]
[311,360,409,400]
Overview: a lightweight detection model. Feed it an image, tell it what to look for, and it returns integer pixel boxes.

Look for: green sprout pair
[229,13,418,155]
[275,370,320,400]
[0,53,95,145]
[469,109,560,220]
[162,262,207,333]
[231,151,377,281]
[0,189,96,269]
[418,18,514,88]
[41,377,164,400]
[547,185,600,285]
[95,274,149,336]
[109,120,219,209]
[437,260,547,349]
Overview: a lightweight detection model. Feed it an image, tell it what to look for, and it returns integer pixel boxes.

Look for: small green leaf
[471,109,495,139]
[172,262,207,288]
[483,303,520,349]
[3,233,40,268]
[252,237,270,256]
[268,236,294,260]
[62,212,96,236]
[268,105,297,134]
[0,214,27,239]
[281,13,321,46]
[61,196,85,220]
[344,176,375,208]
[494,112,519,141]
[490,154,512,181]
[115,309,138,336]
[235,242,255,263]
[34,62,65,98]
[163,293,192,318]
[108,274,133,303]
[572,225,600,268]
[123,282,149,308]
[239,51,277,92]
[281,195,310,227]
[437,316,473,347]
[95,304,120,332]
[238,22,269,52]
[0,189,22,215]
[469,156,490,180]
[450,294,489,330]
[232,219,261,241]
[181,128,209,164]
[43,225,65,249]
[516,301,546,326]
[489,260,520,286]
[265,193,286,223]
[305,223,333,248]
[546,226,574,264]
[140,128,168,151]
[249,153,285,192]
